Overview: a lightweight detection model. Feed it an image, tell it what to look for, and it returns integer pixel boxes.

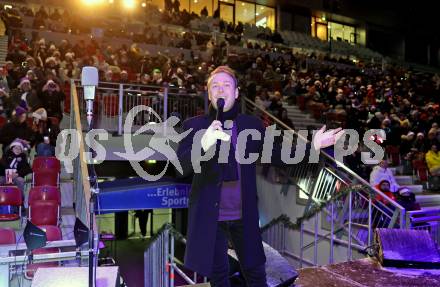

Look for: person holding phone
[39,79,65,122]
[8,77,41,113]
[0,140,32,194]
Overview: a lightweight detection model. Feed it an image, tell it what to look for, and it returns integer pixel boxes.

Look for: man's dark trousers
[210,220,268,287]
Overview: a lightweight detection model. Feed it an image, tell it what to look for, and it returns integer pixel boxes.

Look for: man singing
[176,66,342,286]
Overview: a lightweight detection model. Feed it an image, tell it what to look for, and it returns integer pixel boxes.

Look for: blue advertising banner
[96,181,190,213]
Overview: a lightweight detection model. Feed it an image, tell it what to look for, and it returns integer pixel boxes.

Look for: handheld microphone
[216,98,225,122]
[81,66,99,128]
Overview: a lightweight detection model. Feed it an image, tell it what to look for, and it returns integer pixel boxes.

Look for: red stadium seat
[297,95,306,111]
[63,82,71,114]
[38,225,62,241]
[33,170,59,187]
[386,146,401,166]
[0,228,16,244]
[0,186,23,221]
[25,225,62,279]
[32,157,61,173]
[412,159,429,182]
[29,200,59,226]
[28,186,61,206]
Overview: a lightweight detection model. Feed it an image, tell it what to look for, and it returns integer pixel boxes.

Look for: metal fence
[407,209,440,245]
[261,221,286,253]
[71,81,207,135]
[144,224,207,287]
[0,82,94,287]
[243,96,406,266]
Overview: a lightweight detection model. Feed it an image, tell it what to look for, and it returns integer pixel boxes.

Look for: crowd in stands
[0,2,364,66]
[1,3,440,199]
[2,3,440,282]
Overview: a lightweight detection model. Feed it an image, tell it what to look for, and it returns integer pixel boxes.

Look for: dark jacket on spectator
[367,116,382,130]
[0,121,35,149]
[9,88,41,112]
[39,90,64,120]
[0,149,32,178]
[412,138,429,153]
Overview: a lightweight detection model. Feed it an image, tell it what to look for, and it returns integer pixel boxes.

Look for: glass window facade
[219,2,234,24]
[328,22,356,43]
[311,16,359,44]
[149,0,276,30]
[191,0,212,16]
[180,0,190,12]
[236,1,255,25]
[256,5,275,30]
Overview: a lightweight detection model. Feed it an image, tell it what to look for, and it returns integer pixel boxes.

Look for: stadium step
[388,167,397,175]
[0,35,8,65]
[415,193,440,207]
[229,242,298,286]
[405,184,424,194]
[286,114,315,120]
[284,110,313,117]
[395,175,415,186]
[280,101,324,131]
[295,123,323,130]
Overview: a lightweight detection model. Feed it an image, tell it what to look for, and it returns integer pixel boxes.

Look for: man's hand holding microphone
[201,98,231,152]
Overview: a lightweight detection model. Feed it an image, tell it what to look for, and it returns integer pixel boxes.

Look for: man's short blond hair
[207,65,238,89]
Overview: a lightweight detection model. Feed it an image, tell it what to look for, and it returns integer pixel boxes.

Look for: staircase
[282,100,323,130]
[390,166,440,208]
[0,35,8,67]
[281,98,440,210]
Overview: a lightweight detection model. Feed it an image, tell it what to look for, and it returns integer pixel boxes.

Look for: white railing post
[70,79,75,130]
[170,235,175,287]
[368,197,372,246]
[163,83,168,122]
[163,83,168,136]
[400,208,406,229]
[314,213,318,265]
[348,191,353,261]
[165,229,169,287]
[118,84,123,136]
[330,201,334,264]
[300,222,304,268]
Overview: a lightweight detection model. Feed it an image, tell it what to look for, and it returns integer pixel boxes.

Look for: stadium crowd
[1,3,440,189]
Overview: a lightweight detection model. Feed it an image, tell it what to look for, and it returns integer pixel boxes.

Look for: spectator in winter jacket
[0,106,35,151]
[0,140,32,193]
[39,79,65,121]
[411,132,429,153]
[29,107,56,157]
[8,77,41,114]
[425,145,440,176]
[370,160,401,192]
[0,88,11,117]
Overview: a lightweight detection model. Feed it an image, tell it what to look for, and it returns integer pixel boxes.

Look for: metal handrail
[73,79,198,94]
[144,224,207,287]
[243,96,406,214]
